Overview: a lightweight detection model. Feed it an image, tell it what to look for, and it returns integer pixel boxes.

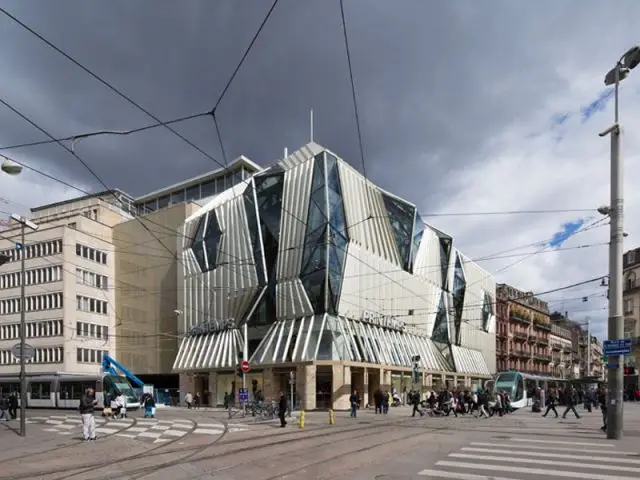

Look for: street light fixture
[599,45,640,441]
[1,158,23,176]
[10,213,39,437]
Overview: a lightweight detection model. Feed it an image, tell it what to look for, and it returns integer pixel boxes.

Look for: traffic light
[236,364,244,377]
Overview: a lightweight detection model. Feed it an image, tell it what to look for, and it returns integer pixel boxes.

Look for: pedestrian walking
[542,390,559,418]
[562,387,581,419]
[278,391,287,427]
[349,389,359,418]
[79,388,98,441]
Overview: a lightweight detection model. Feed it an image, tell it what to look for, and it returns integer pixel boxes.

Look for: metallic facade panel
[276,278,314,320]
[450,344,491,376]
[278,142,324,170]
[338,161,400,265]
[277,158,314,281]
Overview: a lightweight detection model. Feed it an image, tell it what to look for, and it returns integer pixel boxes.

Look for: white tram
[0,372,140,409]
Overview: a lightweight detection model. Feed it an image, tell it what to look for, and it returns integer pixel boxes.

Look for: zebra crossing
[419,407,640,479]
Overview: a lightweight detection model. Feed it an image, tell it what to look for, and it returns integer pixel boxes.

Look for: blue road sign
[238,388,249,403]
[603,338,632,356]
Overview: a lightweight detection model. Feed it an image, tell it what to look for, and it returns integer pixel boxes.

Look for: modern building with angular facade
[174,142,496,409]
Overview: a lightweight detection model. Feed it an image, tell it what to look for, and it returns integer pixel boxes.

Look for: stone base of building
[178,360,490,409]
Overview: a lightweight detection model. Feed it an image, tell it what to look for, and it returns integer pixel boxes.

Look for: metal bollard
[329,409,335,425]
[299,410,305,429]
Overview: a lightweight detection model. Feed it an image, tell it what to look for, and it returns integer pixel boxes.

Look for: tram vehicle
[0,373,140,410]
[493,371,568,409]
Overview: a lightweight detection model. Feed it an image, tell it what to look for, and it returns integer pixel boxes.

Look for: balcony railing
[537,339,549,347]
[509,312,531,325]
[563,346,572,353]
[528,335,537,344]
[535,354,552,363]
[551,343,562,351]
[513,331,528,342]
[533,320,552,332]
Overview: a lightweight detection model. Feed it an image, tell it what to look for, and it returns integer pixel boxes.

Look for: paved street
[0,404,638,479]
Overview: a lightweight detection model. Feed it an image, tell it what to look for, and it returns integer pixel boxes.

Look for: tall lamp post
[600,45,640,440]
[11,213,39,437]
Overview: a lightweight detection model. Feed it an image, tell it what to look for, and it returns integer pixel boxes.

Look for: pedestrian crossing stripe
[468,442,637,456]
[428,461,639,480]
[459,448,640,465]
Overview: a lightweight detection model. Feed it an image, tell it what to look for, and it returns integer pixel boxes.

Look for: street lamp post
[600,45,640,440]
[11,213,39,437]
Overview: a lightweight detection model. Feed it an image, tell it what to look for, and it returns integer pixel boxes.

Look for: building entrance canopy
[172,313,491,375]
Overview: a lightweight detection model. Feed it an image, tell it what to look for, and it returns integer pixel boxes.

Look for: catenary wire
[0,3,279,163]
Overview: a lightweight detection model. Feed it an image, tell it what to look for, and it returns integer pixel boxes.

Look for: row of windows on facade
[75,243,108,265]
[76,321,109,340]
[76,295,109,315]
[0,346,64,366]
[77,348,108,364]
[0,265,63,290]
[0,239,63,264]
[0,319,63,340]
[139,167,251,214]
[0,293,64,315]
[75,268,108,290]
[0,293,108,316]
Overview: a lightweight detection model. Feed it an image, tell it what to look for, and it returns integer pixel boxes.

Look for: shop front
[173,313,493,409]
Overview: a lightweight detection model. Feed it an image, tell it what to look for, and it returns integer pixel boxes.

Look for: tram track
[0,417,202,480]
[0,415,141,463]
[97,419,455,480]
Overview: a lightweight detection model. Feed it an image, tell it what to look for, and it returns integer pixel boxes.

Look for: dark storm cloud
[0,0,612,204]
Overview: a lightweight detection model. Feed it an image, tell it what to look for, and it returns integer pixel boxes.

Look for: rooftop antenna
[310,108,314,143]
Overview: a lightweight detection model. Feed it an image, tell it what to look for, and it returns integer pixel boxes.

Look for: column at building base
[332,364,351,410]
[262,368,277,401]
[208,371,217,407]
[178,373,195,405]
[296,364,316,410]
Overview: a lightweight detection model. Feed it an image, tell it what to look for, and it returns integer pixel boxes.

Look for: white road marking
[418,469,521,480]
[195,423,223,428]
[229,427,247,432]
[460,448,640,464]
[115,433,136,439]
[436,461,639,480]
[448,454,640,473]
[193,428,223,435]
[138,431,163,439]
[96,427,119,435]
[510,438,616,447]
[163,429,188,437]
[150,425,171,430]
[153,438,170,444]
[127,427,149,432]
[469,442,638,455]
[43,428,59,432]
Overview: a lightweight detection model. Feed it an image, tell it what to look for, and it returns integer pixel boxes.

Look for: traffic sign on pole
[603,339,632,356]
[11,343,34,360]
[238,388,249,403]
[240,360,251,374]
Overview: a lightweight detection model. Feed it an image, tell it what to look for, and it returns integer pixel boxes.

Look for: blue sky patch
[548,218,585,248]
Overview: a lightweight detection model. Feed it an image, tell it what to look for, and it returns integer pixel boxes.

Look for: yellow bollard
[299,410,305,429]
[329,409,335,425]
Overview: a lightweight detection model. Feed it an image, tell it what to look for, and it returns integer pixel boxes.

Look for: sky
[1,0,640,340]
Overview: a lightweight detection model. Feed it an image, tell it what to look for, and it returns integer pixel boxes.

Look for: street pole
[19,222,26,437]
[242,322,248,417]
[603,65,624,440]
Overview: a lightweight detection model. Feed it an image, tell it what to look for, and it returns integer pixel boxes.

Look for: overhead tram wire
[0,3,280,293]
[421,208,598,217]
[0,3,279,163]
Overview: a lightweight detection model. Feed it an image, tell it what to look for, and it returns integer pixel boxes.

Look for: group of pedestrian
[539,385,608,431]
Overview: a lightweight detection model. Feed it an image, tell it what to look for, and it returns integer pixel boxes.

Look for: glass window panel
[381,193,415,271]
[171,190,185,205]
[432,293,449,343]
[157,195,170,209]
[201,180,216,198]
[186,185,200,201]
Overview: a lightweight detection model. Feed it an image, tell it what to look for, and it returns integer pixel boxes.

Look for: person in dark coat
[278,391,287,427]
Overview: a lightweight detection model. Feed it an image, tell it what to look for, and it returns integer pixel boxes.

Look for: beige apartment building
[623,248,640,388]
[0,156,261,395]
